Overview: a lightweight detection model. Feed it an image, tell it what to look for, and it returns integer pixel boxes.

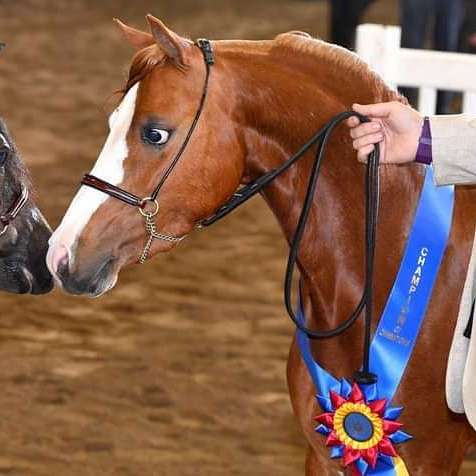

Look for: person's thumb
[352,102,394,119]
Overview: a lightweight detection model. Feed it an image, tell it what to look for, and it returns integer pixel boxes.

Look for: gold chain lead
[139,212,186,264]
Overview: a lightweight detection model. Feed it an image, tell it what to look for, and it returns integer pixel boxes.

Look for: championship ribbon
[297,167,454,475]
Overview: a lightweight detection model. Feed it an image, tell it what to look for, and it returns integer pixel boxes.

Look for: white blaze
[48,83,139,260]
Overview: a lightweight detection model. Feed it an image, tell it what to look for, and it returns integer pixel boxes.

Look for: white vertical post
[356,24,386,74]
[463,92,476,114]
[356,24,401,89]
[357,24,476,115]
[418,88,438,116]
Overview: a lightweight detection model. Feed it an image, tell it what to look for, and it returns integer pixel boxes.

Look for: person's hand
[468,33,476,48]
[346,102,423,164]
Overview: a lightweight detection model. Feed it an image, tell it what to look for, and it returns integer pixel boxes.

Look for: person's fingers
[352,102,395,119]
[346,116,361,128]
[352,132,384,151]
[349,122,381,139]
[357,144,375,163]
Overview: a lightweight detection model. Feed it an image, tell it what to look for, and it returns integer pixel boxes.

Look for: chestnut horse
[47,16,475,474]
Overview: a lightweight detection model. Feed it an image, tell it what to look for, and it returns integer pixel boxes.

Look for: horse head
[0,118,52,294]
[47,16,245,296]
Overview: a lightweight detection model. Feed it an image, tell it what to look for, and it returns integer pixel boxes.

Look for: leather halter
[0,137,29,236]
[0,185,29,236]
[80,37,381,384]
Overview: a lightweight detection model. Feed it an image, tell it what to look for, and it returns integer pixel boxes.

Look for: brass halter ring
[139,197,159,217]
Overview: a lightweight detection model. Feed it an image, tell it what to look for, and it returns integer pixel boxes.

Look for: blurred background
[0,0,474,475]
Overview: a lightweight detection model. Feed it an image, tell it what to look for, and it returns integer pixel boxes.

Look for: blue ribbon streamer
[296,166,454,474]
[369,167,454,399]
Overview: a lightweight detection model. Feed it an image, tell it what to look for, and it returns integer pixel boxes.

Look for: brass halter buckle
[138,197,186,264]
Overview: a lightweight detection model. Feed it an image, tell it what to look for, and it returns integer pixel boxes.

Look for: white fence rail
[356,24,476,115]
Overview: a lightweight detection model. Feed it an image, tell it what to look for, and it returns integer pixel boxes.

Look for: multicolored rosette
[314,379,412,476]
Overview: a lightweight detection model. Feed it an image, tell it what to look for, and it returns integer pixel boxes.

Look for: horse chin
[89,272,118,298]
[11,266,33,294]
[52,255,120,298]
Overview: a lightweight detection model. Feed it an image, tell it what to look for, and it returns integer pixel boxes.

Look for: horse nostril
[50,244,70,276]
[56,260,70,283]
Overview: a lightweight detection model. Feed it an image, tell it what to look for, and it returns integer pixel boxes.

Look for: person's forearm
[430,115,476,186]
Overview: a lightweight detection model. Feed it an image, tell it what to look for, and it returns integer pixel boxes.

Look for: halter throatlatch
[80,36,380,385]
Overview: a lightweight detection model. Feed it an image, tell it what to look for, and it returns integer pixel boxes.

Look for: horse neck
[220,38,422,338]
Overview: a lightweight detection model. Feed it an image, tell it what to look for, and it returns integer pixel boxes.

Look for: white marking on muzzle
[47,83,139,270]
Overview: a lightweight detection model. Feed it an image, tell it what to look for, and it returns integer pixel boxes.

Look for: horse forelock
[121,45,168,96]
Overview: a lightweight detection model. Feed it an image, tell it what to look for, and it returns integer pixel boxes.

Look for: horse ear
[114,18,155,50]
[145,14,188,68]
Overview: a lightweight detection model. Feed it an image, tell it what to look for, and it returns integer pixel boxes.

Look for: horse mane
[121,32,406,105]
[273,32,368,72]
[272,32,406,103]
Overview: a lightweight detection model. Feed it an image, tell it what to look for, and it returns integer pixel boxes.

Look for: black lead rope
[201,111,380,384]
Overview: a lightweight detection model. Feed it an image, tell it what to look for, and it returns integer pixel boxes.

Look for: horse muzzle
[47,244,117,297]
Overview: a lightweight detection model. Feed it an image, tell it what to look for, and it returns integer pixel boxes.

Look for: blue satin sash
[297,166,454,475]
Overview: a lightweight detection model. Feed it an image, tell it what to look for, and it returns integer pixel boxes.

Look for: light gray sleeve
[430,114,476,186]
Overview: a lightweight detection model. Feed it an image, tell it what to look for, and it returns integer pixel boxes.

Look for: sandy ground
[0,0,473,474]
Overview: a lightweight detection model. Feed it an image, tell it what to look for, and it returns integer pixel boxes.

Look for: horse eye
[143,127,170,146]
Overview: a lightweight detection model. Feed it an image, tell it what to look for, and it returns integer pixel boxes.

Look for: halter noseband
[81,38,214,263]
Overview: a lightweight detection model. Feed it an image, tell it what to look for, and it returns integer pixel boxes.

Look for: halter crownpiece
[81,39,215,262]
